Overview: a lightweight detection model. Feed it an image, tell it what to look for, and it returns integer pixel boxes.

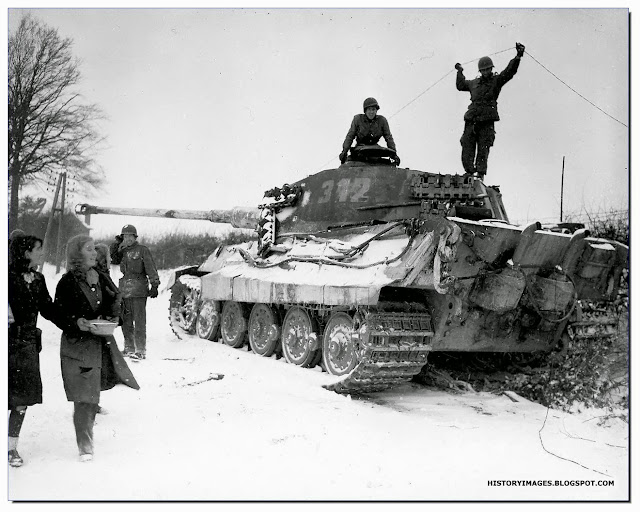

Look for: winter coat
[342,114,397,152]
[54,270,139,403]
[100,269,123,325]
[8,269,60,408]
[111,241,160,299]
[456,57,520,123]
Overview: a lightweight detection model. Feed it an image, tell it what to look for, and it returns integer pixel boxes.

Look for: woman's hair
[65,234,94,271]
[95,243,110,273]
[9,229,26,241]
[9,235,43,273]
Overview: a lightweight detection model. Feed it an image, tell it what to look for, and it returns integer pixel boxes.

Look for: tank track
[567,300,621,340]
[168,275,202,340]
[323,310,433,394]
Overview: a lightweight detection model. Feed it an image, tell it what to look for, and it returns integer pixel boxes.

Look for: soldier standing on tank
[455,42,525,179]
[110,225,159,360]
[340,97,399,165]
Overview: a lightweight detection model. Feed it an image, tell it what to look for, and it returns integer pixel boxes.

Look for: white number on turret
[317,178,371,204]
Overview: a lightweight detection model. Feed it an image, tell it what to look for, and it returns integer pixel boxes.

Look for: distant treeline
[95,231,257,269]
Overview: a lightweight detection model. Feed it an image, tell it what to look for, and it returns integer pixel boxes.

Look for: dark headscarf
[9,229,26,241]
[9,235,43,273]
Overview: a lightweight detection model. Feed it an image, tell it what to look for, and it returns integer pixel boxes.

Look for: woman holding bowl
[54,235,138,462]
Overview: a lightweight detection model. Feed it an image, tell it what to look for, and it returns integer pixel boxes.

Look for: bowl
[89,320,118,336]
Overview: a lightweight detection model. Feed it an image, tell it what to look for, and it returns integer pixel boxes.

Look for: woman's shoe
[79,453,93,462]
[8,449,23,467]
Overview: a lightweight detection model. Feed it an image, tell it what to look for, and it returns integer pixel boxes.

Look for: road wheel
[196,300,221,341]
[220,301,248,348]
[248,303,281,356]
[322,312,358,376]
[281,306,320,368]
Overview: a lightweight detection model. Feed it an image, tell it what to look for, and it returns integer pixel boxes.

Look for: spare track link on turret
[323,311,433,394]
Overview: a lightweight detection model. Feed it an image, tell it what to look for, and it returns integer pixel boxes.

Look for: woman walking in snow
[54,235,138,462]
[8,234,61,467]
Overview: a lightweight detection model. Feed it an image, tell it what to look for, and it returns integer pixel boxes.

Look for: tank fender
[166,265,201,290]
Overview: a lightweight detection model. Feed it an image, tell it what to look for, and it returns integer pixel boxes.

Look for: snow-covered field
[6,266,629,502]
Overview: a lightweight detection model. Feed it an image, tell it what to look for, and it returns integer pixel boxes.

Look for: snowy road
[7,268,629,501]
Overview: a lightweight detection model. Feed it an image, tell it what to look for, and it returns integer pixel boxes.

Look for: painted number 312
[317,177,371,204]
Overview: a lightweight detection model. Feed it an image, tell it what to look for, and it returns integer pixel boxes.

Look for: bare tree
[8,14,105,230]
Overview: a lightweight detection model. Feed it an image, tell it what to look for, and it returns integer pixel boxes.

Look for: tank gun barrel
[75,203,261,230]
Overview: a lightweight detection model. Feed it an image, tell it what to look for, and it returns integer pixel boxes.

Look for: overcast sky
[6,6,630,239]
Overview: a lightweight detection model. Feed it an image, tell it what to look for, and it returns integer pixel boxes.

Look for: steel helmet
[363,97,380,112]
[121,224,138,237]
[478,56,494,71]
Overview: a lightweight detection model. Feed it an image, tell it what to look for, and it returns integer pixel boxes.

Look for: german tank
[76,146,628,393]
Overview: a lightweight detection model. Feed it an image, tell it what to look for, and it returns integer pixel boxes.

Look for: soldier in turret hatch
[455,42,525,179]
[340,97,400,166]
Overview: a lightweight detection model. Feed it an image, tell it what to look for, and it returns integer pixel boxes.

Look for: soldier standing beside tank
[455,42,525,179]
[340,97,400,165]
[110,225,160,360]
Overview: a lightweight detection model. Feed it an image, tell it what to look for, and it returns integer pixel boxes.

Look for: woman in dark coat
[54,234,138,462]
[8,235,60,467]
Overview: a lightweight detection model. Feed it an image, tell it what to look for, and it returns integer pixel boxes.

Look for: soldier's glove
[339,150,348,164]
[149,286,159,298]
[455,63,463,71]
[115,234,123,244]
[516,42,525,57]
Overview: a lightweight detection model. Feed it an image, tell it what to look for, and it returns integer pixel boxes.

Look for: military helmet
[363,97,380,112]
[121,224,138,237]
[478,56,494,71]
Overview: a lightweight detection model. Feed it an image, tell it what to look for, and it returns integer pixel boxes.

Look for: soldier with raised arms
[455,42,525,178]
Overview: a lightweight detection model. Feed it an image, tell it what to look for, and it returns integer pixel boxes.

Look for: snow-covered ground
[6,265,629,502]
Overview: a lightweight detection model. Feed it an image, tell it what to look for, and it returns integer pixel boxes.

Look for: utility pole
[42,172,63,270]
[560,156,565,222]
[55,172,68,273]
